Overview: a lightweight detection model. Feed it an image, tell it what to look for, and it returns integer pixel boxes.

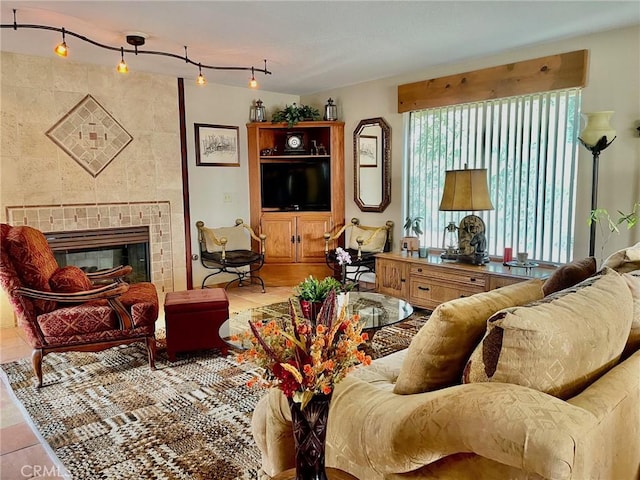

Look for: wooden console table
[272,467,358,480]
[375,252,555,310]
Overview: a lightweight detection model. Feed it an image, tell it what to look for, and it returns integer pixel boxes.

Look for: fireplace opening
[45,227,150,284]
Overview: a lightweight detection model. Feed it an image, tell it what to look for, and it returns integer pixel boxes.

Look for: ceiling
[1,1,639,95]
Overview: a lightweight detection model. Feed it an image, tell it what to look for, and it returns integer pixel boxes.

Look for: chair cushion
[5,226,59,314]
[394,278,545,395]
[202,226,250,253]
[49,266,93,293]
[542,256,596,296]
[348,226,387,253]
[37,304,117,336]
[202,250,261,267]
[462,270,633,399]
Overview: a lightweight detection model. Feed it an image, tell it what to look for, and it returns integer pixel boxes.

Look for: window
[405,88,581,264]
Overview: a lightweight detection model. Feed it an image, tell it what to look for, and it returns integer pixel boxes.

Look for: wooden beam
[398,50,588,113]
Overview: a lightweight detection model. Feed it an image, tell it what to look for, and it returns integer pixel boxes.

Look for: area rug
[1,307,429,480]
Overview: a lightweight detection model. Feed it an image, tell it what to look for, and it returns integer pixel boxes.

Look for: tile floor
[0,284,295,479]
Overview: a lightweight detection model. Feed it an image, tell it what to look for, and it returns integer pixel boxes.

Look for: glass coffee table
[221,292,413,350]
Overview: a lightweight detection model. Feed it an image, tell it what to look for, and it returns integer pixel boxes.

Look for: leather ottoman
[164,289,230,361]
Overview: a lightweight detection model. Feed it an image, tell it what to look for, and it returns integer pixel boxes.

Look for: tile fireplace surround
[5,202,174,295]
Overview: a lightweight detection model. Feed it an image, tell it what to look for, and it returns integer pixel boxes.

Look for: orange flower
[322,384,332,395]
[316,324,327,335]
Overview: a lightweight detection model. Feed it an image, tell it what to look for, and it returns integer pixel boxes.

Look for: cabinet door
[297,214,332,263]
[261,215,296,263]
[375,257,409,299]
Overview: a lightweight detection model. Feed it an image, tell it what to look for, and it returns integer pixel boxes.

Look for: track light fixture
[2,9,272,86]
[54,27,68,57]
[197,63,206,86]
[117,47,128,73]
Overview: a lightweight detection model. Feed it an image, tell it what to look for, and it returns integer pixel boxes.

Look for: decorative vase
[299,299,323,323]
[580,111,616,146]
[289,393,332,480]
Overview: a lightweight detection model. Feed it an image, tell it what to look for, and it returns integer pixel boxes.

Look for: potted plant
[294,275,343,321]
[272,103,321,127]
[589,202,639,262]
[402,216,423,253]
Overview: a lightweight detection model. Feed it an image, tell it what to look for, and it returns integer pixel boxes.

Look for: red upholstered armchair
[0,223,158,387]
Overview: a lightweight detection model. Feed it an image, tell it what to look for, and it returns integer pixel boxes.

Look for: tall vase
[288,393,332,480]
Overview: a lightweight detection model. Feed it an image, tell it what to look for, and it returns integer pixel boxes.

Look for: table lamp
[439,167,494,265]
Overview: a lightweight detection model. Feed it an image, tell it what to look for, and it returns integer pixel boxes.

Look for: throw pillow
[49,266,93,293]
[348,226,387,253]
[602,242,640,273]
[202,225,250,253]
[622,271,640,357]
[462,271,633,399]
[393,278,545,395]
[542,256,596,296]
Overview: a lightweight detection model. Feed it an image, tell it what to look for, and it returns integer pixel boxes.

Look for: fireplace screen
[46,227,150,284]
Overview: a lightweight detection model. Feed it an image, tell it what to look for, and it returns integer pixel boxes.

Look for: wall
[303,25,640,261]
[0,52,185,327]
[183,83,298,287]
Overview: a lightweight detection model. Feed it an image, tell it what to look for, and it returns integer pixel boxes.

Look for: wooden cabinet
[247,121,345,286]
[376,256,409,298]
[261,212,331,263]
[376,252,555,310]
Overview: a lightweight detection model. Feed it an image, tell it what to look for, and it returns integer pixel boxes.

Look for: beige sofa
[252,251,640,480]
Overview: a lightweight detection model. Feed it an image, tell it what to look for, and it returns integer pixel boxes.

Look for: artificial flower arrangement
[233,289,371,409]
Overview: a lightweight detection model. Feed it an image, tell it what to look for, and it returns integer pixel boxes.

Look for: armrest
[16,282,134,329]
[16,282,129,302]
[87,265,133,282]
[327,378,596,480]
[324,218,360,254]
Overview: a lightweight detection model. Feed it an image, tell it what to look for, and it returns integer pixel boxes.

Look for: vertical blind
[406,88,581,264]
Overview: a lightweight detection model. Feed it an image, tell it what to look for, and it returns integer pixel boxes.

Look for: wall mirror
[354,117,391,212]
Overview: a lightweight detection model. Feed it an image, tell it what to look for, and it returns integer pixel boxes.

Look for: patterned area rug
[1,306,429,480]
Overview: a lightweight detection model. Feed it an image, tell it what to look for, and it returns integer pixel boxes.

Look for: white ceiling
[1,1,639,95]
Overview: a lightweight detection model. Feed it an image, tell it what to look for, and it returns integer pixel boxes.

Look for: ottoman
[164,289,230,361]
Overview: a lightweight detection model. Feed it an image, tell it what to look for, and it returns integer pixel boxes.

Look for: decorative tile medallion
[46,94,133,177]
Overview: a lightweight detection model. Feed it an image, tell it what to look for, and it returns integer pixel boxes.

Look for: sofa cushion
[622,271,640,357]
[49,266,93,293]
[348,226,387,253]
[394,278,545,395]
[542,256,596,296]
[602,242,640,273]
[463,270,633,399]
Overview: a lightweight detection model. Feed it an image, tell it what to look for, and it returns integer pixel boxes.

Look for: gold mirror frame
[353,117,391,212]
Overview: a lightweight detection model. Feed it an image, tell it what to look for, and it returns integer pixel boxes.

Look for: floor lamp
[578,111,616,257]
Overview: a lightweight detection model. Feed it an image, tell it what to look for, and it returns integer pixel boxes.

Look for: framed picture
[195,123,240,166]
[358,135,377,167]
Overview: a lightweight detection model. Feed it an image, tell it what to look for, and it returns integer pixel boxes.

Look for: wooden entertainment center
[247,121,344,286]
[376,252,555,310]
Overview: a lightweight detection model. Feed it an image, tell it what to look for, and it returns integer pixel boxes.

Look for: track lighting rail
[1,10,272,76]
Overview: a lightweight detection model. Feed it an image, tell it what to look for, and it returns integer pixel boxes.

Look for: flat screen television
[261,161,331,211]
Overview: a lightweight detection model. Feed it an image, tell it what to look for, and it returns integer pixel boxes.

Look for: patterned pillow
[462,271,633,399]
[49,266,93,293]
[393,278,545,395]
[542,256,596,296]
[348,226,387,253]
[622,271,640,357]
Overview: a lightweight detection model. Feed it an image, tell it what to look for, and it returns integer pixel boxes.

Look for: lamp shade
[439,168,494,211]
[580,111,616,146]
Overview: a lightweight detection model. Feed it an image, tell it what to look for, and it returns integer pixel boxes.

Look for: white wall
[183,84,298,286]
[303,25,640,261]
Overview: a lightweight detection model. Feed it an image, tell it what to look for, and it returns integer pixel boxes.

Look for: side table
[271,467,358,480]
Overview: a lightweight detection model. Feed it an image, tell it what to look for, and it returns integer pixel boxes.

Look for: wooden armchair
[196,219,267,292]
[324,218,393,288]
[0,224,158,387]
